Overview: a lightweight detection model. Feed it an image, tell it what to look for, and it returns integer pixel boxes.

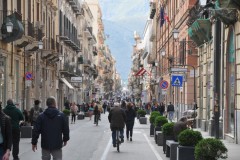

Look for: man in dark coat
[125,102,136,141]
[173,117,188,141]
[3,99,24,160]
[0,102,12,160]
[108,102,126,147]
[29,100,43,126]
[32,96,69,160]
[167,102,175,122]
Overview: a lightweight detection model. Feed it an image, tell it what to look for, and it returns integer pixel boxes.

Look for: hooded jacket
[31,107,70,150]
[3,104,24,130]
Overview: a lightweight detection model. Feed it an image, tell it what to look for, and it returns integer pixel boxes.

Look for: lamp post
[6,20,13,33]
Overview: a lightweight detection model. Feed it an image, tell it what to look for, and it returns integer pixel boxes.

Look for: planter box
[154,126,161,143]
[166,140,179,160]
[163,135,174,153]
[156,131,163,146]
[77,114,85,120]
[150,123,154,136]
[139,117,147,124]
[21,126,33,138]
[177,145,195,160]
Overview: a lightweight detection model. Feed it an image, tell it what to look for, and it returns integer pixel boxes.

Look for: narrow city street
[15,113,168,160]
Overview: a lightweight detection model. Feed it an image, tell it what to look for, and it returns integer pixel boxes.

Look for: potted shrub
[154,116,168,143]
[177,129,203,160]
[162,122,175,153]
[195,138,228,160]
[137,110,147,124]
[149,111,161,136]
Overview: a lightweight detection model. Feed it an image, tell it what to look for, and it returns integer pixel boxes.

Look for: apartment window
[0,56,7,106]
[59,11,62,33]
[3,0,7,17]
[17,0,21,15]
[28,0,31,21]
[37,2,39,21]
[15,60,20,103]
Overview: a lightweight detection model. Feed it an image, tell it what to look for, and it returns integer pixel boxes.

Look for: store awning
[60,78,74,89]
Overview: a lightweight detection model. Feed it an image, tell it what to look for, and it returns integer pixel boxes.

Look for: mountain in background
[99,0,149,82]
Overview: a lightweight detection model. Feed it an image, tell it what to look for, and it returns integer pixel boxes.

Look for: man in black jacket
[0,102,12,160]
[32,96,69,160]
[108,102,126,147]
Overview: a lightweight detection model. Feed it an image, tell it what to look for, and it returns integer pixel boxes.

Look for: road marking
[143,133,163,160]
[100,138,111,160]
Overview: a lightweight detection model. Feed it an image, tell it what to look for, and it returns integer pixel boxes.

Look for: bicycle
[116,128,121,152]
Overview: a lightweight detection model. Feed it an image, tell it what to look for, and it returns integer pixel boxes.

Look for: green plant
[137,109,146,117]
[63,109,70,116]
[162,122,175,136]
[149,111,161,124]
[195,138,228,160]
[178,129,203,146]
[154,116,168,127]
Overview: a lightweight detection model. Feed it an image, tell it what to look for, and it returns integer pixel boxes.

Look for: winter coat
[0,112,12,152]
[167,104,175,112]
[32,107,70,150]
[108,107,126,130]
[125,108,136,123]
[3,104,24,130]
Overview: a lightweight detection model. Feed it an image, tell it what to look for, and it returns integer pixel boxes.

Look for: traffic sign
[25,80,32,86]
[25,72,32,80]
[171,75,183,87]
[171,67,188,72]
[160,80,169,89]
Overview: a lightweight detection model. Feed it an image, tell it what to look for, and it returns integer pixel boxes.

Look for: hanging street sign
[171,67,188,72]
[160,80,169,89]
[25,72,33,80]
[25,80,32,87]
[171,75,183,87]
[71,77,82,83]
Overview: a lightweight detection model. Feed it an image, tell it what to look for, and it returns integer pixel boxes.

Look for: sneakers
[130,137,132,141]
[113,144,116,147]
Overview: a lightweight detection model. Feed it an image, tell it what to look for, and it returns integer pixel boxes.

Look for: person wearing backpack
[30,100,43,126]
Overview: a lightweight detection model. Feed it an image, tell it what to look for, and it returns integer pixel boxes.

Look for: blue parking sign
[171,75,183,87]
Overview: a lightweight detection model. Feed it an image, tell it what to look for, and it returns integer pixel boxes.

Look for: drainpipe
[214,19,221,139]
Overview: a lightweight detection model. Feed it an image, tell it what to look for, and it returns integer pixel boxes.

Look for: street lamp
[6,20,13,33]
[38,41,43,50]
[199,0,207,6]
[160,48,166,57]
[172,28,180,40]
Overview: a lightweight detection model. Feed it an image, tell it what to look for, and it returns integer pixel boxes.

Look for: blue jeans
[168,111,174,122]
[112,129,124,145]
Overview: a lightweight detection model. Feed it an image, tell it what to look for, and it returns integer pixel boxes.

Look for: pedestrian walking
[102,102,107,114]
[3,99,24,160]
[167,102,175,122]
[70,102,78,124]
[29,100,43,126]
[159,102,165,116]
[0,101,12,160]
[32,96,70,160]
[125,102,136,141]
[94,105,100,124]
[88,104,94,120]
[108,102,126,147]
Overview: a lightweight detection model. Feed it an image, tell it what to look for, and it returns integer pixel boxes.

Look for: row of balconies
[66,0,81,13]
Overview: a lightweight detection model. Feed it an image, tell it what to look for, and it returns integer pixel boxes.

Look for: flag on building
[160,7,171,27]
[135,68,151,76]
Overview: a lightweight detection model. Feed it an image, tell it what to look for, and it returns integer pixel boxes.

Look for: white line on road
[143,133,163,160]
[100,138,112,160]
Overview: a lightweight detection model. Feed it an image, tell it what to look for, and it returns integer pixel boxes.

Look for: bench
[166,140,179,160]
[156,131,163,146]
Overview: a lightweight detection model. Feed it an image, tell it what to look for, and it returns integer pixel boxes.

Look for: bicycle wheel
[116,130,120,152]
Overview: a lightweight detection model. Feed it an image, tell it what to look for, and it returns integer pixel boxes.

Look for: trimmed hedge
[149,111,161,124]
[137,109,147,117]
[154,116,168,127]
[178,129,203,146]
[63,109,70,116]
[195,138,228,160]
[162,122,175,136]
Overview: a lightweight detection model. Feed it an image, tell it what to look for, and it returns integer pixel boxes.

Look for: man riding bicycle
[108,102,126,147]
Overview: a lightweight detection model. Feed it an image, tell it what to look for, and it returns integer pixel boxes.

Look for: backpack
[32,108,41,122]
